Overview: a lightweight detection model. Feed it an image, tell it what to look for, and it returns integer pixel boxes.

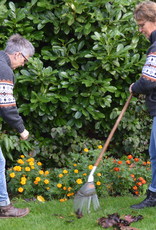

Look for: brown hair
[134,1,156,22]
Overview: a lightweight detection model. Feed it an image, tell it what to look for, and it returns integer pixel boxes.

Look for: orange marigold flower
[142,162,147,166]
[113,167,120,172]
[142,179,147,184]
[126,160,131,165]
[133,186,138,190]
[127,155,133,159]
[134,158,139,162]
[118,161,122,164]
[34,181,38,185]
[130,174,135,178]
[44,171,49,175]
[136,182,142,186]
[138,177,144,181]
[74,169,79,173]
[68,187,72,191]
[59,198,67,202]
[135,191,139,195]
[37,162,42,166]
[147,161,151,165]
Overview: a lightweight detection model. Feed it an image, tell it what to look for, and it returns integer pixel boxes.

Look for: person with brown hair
[129,1,156,209]
[0,34,35,217]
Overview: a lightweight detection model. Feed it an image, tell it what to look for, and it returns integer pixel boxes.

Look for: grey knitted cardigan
[0,51,25,133]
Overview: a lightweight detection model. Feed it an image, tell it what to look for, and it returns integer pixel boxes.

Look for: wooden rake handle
[94,93,133,167]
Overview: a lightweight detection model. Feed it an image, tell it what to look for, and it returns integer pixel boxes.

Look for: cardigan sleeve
[132,52,156,95]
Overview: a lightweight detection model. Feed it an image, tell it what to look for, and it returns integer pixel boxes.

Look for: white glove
[20,129,29,140]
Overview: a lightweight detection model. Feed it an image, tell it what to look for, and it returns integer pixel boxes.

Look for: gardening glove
[20,129,29,140]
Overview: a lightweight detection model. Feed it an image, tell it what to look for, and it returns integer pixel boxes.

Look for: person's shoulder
[147,42,156,54]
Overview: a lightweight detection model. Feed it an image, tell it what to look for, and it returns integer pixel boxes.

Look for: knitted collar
[149,30,156,44]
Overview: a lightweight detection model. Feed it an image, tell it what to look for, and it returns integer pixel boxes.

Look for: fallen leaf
[75,209,83,219]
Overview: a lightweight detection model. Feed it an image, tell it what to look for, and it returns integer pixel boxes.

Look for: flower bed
[7,146,151,201]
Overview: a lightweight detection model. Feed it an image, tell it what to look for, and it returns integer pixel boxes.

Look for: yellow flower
[83,173,87,176]
[13,166,22,171]
[63,186,67,190]
[21,176,26,181]
[18,187,24,193]
[37,162,42,166]
[63,170,68,174]
[39,170,44,175]
[35,177,41,182]
[88,165,93,170]
[84,148,89,152]
[20,155,25,158]
[74,169,79,173]
[73,164,77,167]
[58,174,63,178]
[97,173,102,176]
[46,187,50,190]
[96,181,101,186]
[98,145,103,149]
[31,166,35,169]
[27,158,35,162]
[20,180,26,185]
[44,179,49,184]
[10,172,15,178]
[17,159,24,164]
[25,167,31,171]
[37,195,45,202]
[44,171,49,175]
[76,179,83,184]
[29,161,34,166]
[57,183,62,188]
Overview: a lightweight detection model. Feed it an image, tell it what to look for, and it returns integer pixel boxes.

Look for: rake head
[74,182,100,215]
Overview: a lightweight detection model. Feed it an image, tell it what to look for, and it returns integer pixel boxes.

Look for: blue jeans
[0,147,10,206]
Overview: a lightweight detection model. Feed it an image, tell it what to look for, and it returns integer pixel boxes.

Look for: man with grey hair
[0,34,35,218]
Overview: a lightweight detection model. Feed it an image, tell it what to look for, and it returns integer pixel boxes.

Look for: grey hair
[4,34,35,57]
[134,1,156,22]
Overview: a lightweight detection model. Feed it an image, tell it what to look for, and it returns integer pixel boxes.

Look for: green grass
[0,195,156,230]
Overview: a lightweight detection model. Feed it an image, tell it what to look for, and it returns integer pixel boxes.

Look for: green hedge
[0,0,151,166]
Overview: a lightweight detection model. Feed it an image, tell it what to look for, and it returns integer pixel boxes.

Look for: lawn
[0,195,155,230]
